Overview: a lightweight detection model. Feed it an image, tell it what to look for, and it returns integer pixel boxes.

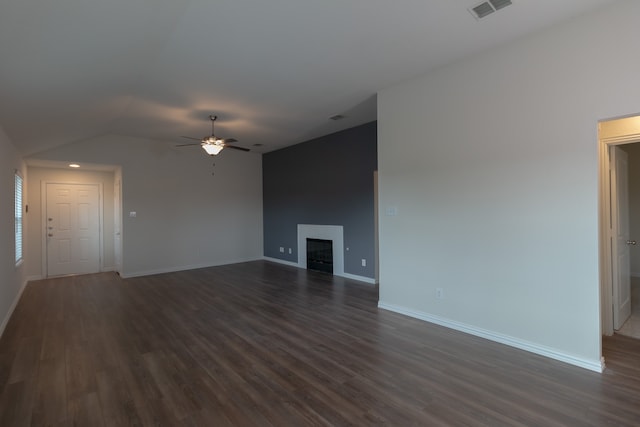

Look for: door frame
[599,117,640,336]
[41,181,104,278]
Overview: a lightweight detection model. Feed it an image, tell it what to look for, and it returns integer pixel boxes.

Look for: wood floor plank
[7,336,40,386]
[96,369,141,426]
[2,261,640,425]
[67,391,105,427]
[0,349,15,393]
[40,320,66,362]
[31,356,67,426]
[65,344,98,400]
[0,377,37,427]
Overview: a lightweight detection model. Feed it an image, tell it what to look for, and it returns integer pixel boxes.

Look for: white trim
[40,182,46,277]
[340,272,377,285]
[120,258,262,279]
[113,175,123,275]
[297,224,344,275]
[378,302,605,373]
[0,279,28,339]
[601,133,640,145]
[27,275,43,282]
[263,256,299,268]
[599,126,613,337]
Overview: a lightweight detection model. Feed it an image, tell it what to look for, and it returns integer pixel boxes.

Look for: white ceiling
[0,0,618,156]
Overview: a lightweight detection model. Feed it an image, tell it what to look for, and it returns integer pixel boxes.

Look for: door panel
[611,146,632,329]
[114,179,122,274]
[46,183,100,277]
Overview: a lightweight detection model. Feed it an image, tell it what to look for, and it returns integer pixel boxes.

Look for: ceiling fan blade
[180,136,202,141]
[225,145,250,152]
[221,138,238,143]
[175,143,202,147]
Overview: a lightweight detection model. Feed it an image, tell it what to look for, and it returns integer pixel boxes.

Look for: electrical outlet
[279,247,284,253]
[436,288,444,299]
[361,259,366,267]
[288,248,292,254]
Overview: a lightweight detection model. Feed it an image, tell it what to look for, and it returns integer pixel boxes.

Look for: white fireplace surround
[297,224,344,276]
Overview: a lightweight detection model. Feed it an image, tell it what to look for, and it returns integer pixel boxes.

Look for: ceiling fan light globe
[202,143,224,155]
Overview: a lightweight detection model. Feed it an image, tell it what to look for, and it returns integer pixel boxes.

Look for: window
[15,171,23,264]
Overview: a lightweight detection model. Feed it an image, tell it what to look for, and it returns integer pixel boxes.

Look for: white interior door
[46,183,101,277]
[114,178,122,274]
[611,146,632,330]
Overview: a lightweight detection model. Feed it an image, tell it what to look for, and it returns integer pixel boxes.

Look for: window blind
[15,172,23,264]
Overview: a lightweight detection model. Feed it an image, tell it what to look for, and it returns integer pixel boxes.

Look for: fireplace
[306,238,333,274]
[297,224,344,277]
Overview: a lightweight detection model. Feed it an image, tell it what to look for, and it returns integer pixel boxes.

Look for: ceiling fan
[176,115,249,156]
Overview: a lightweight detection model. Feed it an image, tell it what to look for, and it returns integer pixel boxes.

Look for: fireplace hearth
[306,238,333,274]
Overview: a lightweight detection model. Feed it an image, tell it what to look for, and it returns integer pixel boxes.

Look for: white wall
[26,166,116,279]
[377,0,640,371]
[30,134,263,277]
[0,125,26,336]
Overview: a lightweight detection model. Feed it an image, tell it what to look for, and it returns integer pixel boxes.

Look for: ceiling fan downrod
[209,115,217,136]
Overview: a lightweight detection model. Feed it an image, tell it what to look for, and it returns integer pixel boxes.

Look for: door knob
[627,240,637,245]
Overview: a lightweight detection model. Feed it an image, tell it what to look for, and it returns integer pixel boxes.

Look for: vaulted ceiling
[0,0,618,156]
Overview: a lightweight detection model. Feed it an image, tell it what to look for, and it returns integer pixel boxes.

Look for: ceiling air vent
[469,0,512,20]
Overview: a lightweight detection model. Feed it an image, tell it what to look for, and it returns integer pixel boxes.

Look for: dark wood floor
[1,261,640,426]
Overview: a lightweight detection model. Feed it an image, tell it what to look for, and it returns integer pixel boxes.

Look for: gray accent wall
[263,121,377,279]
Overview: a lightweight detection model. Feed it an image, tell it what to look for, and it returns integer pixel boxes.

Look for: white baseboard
[263,257,377,285]
[30,269,115,281]
[263,257,299,268]
[0,278,29,339]
[340,272,377,285]
[378,301,604,373]
[120,258,262,279]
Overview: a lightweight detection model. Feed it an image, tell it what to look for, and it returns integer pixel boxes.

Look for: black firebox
[306,238,333,274]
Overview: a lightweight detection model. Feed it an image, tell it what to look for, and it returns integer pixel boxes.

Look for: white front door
[611,146,632,330]
[46,183,101,277]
